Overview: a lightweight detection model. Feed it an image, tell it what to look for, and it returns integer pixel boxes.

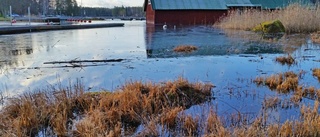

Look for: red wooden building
[144,0,259,26]
[144,0,314,26]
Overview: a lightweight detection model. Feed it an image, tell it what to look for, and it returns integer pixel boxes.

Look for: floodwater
[0,20,320,124]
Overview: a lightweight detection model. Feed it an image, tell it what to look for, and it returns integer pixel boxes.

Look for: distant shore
[0,22,124,35]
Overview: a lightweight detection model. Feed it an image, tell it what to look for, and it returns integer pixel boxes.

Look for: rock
[252,20,285,33]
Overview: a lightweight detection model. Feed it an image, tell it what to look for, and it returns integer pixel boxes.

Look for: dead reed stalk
[216,4,320,33]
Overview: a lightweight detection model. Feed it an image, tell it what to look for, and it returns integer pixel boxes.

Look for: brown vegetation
[311,31,320,43]
[0,78,213,136]
[254,71,299,93]
[313,68,320,81]
[263,96,281,109]
[2,69,320,136]
[275,54,295,65]
[216,4,320,33]
[255,69,320,108]
[173,45,198,53]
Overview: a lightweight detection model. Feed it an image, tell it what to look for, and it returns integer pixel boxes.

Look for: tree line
[0,0,144,17]
[0,0,78,16]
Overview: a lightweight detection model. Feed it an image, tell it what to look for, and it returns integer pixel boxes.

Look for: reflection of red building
[144,0,314,26]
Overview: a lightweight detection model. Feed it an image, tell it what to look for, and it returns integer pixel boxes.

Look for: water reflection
[0,21,147,95]
[0,21,318,95]
[145,25,284,58]
[0,21,320,128]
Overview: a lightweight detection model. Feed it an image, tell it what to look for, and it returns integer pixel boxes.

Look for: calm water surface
[1,20,320,123]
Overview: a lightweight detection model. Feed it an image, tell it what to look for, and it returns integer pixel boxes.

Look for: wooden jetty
[0,23,124,35]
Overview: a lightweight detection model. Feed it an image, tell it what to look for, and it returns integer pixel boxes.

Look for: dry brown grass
[205,110,230,137]
[311,31,320,43]
[264,96,281,109]
[256,69,320,108]
[228,69,320,136]
[74,78,213,136]
[173,45,198,53]
[2,69,320,136]
[313,68,320,81]
[216,4,320,33]
[255,71,299,93]
[290,86,304,105]
[0,83,84,136]
[160,107,183,129]
[181,115,199,136]
[275,54,295,65]
[232,100,320,136]
[0,78,213,136]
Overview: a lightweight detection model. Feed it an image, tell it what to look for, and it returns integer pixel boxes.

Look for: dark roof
[150,0,228,10]
[251,0,314,9]
[145,0,314,10]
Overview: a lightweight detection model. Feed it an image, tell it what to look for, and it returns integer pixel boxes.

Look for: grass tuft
[312,68,320,82]
[181,115,199,136]
[311,31,320,43]
[173,45,198,53]
[275,54,295,65]
[255,71,299,93]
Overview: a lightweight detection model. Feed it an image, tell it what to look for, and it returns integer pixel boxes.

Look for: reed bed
[216,4,320,33]
[0,78,213,136]
[1,72,320,136]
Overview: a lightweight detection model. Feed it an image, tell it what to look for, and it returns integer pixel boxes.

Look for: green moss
[252,20,285,33]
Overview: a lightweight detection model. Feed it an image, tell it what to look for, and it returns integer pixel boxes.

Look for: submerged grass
[216,4,320,33]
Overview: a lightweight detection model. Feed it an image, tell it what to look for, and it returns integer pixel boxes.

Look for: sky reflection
[0,20,320,124]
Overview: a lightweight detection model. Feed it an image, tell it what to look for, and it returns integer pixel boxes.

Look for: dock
[0,23,125,35]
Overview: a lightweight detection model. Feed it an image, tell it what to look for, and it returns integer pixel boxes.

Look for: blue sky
[76,0,145,8]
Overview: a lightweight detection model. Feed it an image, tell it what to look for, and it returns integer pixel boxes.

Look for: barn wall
[146,4,155,25]
[154,10,228,26]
